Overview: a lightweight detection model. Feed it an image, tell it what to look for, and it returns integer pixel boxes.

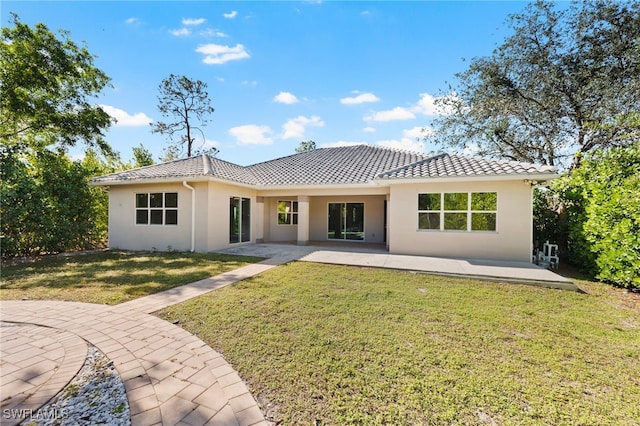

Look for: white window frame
[417,192,497,232]
[277,200,298,225]
[135,192,178,226]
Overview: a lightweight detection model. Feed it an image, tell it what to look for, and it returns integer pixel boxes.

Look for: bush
[544,144,640,289]
[0,149,109,257]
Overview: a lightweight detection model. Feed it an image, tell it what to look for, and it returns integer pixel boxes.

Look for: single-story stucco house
[90,145,558,262]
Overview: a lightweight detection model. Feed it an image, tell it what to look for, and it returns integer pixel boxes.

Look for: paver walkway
[1,258,287,426]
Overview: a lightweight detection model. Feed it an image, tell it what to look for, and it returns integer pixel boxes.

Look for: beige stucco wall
[107,181,257,252]
[263,197,298,242]
[203,181,257,251]
[107,183,193,252]
[107,178,533,260]
[388,180,533,261]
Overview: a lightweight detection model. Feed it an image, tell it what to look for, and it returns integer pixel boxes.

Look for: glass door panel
[327,203,364,241]
[345,203,364,240]
[230,197,251,243]
[327,203,344,239]
[230,197,240,243]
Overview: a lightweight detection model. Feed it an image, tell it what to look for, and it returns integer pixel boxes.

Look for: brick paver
[0,322,87,426]
[0,257,286,425]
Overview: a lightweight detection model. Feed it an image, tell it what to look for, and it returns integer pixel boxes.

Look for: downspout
[183,181,195,252]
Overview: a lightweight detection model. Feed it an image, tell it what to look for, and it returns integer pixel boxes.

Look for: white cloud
[202,138,221,150]
[376,138,425,153]
[182,18,206,26]
[200,28,228,37]
[361,93,457,125]
[273,91,299,104]
[125,17,139,25]
[321,141,365,148]
[364,107,415,122]
[403,126,427,139]
[363,126,376,133]
[196,43,250,64]
[282,115,324,139]
[99,105,152,127]
[229,125,273,145]
[340,92,380,105]
[412,92,459,116]
[242,80,258,86]
[169,27,190,37]
[223,10,238,19]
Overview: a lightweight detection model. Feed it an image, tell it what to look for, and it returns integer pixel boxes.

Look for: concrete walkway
[0,243,575,425]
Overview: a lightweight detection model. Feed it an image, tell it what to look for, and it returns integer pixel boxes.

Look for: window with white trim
[418,192,496,231]
[277,200,298,225]
[136,192,178,225]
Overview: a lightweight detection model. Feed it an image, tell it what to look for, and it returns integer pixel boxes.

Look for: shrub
[546,144,640,289]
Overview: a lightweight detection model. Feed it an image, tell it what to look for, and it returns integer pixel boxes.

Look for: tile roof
[377,153,557,179]
[247,145,426,186]
[91,145,557,187]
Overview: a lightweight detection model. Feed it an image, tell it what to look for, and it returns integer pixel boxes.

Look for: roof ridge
[376,152,448,177]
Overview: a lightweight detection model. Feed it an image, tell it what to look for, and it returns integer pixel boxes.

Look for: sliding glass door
[327,203,364,241]
[230,197,251,243]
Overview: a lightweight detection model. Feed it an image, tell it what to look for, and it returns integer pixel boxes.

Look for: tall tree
[0,14,113,156]
[150,74,216,158]
[428,0,640,168]
[1,16,114,256]
[295,140,317,153]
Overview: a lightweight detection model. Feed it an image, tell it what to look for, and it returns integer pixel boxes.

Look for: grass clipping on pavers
[159,262,640,425]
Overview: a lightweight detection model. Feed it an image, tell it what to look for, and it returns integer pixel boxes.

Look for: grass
[159,262,640,425]
[0,251,263,305]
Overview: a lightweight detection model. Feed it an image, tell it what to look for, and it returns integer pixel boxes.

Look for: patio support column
[385,193,390,250]
[256,196,265,243]
[297,195,309,246]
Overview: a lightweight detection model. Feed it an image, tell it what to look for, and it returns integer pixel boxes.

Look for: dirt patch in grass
[160,262,640,425]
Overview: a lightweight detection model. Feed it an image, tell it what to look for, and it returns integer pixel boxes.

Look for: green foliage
[539,144,640,289]
[151,74,216,158]
[0,149,105,256]
[131,143,155,167]
[0,14,113,155]
[572,144,640,288]
[295,140,316,153]
[429,0,640,167]
[0,148,126,257]
[0,16,120,257]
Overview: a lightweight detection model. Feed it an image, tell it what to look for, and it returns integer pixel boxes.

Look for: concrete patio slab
[217,243,577,291]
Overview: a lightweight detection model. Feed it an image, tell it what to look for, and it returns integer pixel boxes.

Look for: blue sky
[3,1,530,166]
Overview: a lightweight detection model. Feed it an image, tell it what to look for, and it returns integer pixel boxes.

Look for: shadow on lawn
[0,251,264,293]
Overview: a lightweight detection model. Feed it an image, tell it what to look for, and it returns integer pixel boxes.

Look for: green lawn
[159,262,640,425]
[0,251,263,305]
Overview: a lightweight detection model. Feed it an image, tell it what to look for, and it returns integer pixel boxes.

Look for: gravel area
[22,346,130,426]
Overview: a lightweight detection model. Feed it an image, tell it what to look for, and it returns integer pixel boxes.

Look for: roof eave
[89,176,215,187]
[253,181,384,191]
